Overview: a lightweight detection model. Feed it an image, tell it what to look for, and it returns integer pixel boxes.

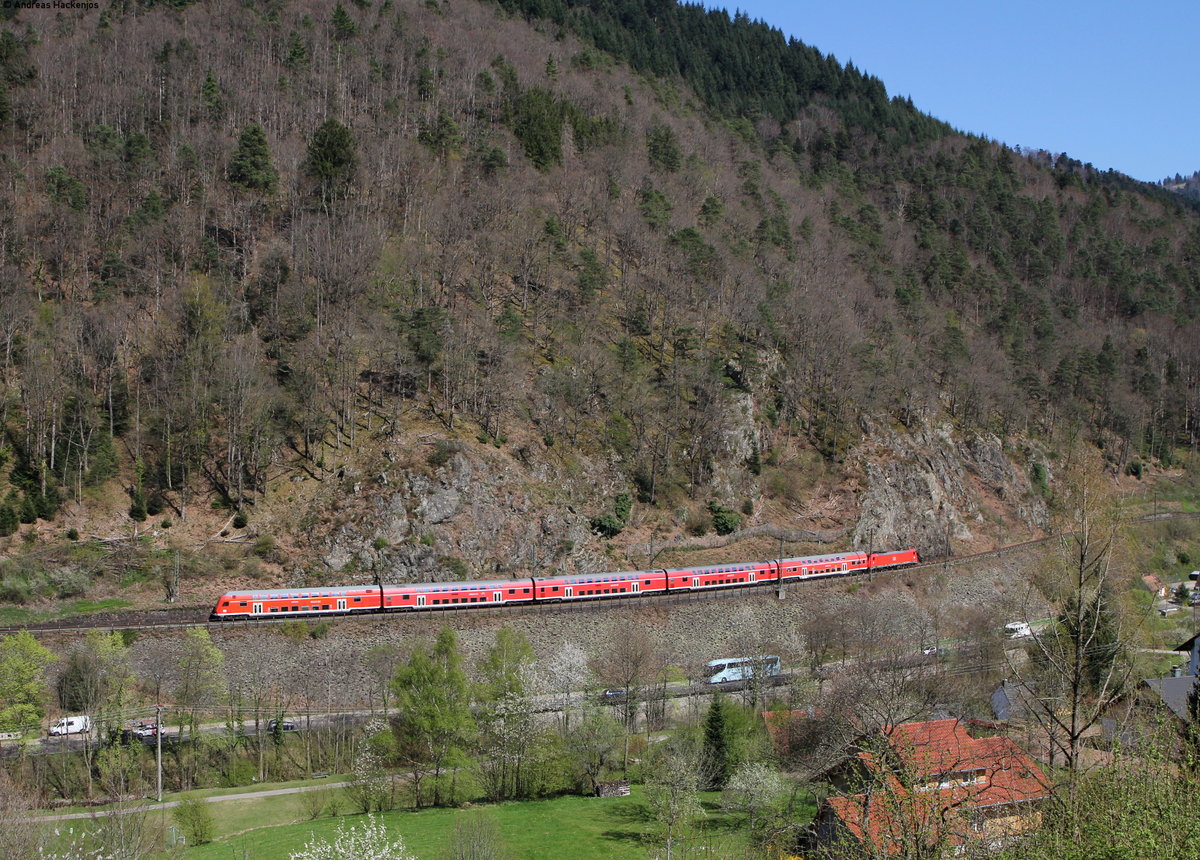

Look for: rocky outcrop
[853,424,1047,559]
[317,447,602,584]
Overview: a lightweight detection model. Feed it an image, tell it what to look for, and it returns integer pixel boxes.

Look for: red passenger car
[210,585,382,620]
[777,551,870,581]
[533,570,668,602]
[380,579,537,610]
[663,559,778,591]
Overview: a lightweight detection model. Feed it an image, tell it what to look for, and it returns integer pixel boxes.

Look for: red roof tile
[820,719,1050,853]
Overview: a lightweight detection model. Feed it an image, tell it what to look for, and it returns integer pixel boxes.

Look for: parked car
[49,716,91,736]
[598,688,627,703]
[267,719,297,733]
[130,720,160,738]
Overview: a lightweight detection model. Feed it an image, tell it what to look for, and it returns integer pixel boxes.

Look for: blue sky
[715,1,1198,183]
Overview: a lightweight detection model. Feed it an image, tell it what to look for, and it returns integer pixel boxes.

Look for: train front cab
[867,549,920,570]
[212,586,381,619]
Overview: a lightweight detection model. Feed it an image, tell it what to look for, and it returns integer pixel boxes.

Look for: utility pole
[156,703,163,803]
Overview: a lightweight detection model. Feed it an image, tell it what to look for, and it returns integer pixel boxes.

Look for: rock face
[853,425,1048,559]
[311,416,1051,587]
[316,447,601,585]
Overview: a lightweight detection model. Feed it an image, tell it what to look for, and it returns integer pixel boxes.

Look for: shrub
[232,510,248,529]
[171,797,215,846]
[590,513,624,539]
[279,620,310,642]
[427,441,457,468]
[709,502,742,536]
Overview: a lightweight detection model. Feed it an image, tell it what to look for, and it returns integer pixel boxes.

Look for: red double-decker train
[209,548,919,620]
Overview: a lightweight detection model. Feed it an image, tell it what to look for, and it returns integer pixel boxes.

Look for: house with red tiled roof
[1141,574,1167,599]
[813,719,1050,856]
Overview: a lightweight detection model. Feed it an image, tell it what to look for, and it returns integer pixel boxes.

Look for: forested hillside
[0,0,1197,594]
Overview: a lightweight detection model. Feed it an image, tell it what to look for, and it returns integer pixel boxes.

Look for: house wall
[981,808,1043,840]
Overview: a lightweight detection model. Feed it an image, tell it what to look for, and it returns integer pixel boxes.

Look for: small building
[814,719,1050,855]
[1141,574,1167,599]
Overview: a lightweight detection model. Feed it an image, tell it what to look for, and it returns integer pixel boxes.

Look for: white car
[49,716,91,736]
[1004,621,1033,640]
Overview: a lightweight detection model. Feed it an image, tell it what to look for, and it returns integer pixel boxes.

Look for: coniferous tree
[304,118,357,207]
[200,68,223,121]
[331,3,357,40]
[228,123,278,194]
[0,503,16,537]
[702,695,734,790]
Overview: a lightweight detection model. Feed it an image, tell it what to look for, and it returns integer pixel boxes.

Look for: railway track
[3,512,1196,638]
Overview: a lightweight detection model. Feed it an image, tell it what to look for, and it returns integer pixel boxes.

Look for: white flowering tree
[290,815,414,860]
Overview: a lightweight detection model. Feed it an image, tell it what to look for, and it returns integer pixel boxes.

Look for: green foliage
[304,118,357,203]
[477,144,508,176]
[576,248,606,299]
[668,227,720,279]
[646,122,681,172]
[417,109,464,159]
[510,86,623,170]
[284,31,309,68]
[698,195,724,226]
[427,440,457,469]
[200,68,223,120]
[0,28,37,88]
[590,491,632,538]
[998,742,1200,859]
[392,628,476,807]
[0,504,16,537]
[512,87,564,170]
[702,695,734,789]
[638,186,673,230]
[1057,588,1124,695]
[45,167,88,212]
[331,3,357,40]
[229,123,279,194]
[478,626,535,702]
[708,502,742,536]
[172,796,216,846]
[0,631,56,731]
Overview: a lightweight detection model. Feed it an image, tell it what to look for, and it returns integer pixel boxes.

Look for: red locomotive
[210,548,918,620]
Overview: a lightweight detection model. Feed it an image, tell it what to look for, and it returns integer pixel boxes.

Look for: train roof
[380,579,534,592]
[219,585,378,599]
[539,570,649,584]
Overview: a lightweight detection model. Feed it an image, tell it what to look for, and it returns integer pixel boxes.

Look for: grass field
[185,787,755,859]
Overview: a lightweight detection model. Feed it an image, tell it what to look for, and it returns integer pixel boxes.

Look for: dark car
[267,719,297,733]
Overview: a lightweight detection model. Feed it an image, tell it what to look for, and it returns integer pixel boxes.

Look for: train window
[353,597,362,602]
[270,607,278,612]
[523,588,530,594]
[552,586,560,592]
[239,601,248,607]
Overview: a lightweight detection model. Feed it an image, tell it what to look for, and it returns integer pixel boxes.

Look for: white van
[49,715,91,736]
[1004,621,1033,640]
